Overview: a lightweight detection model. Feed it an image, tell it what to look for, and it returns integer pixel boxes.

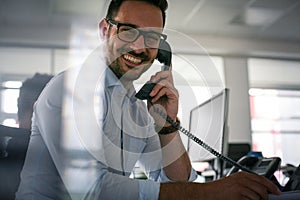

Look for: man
[1,73,53,156]
[17,0,280,199]
[17,73,54,129]
[0,73,52,199]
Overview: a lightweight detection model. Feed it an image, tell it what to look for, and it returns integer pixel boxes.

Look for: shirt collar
[104,67,137,103]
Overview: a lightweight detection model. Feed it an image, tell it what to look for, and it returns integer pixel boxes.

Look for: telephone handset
[282,164,300,191]
[135,39,172,100]
[226,156,281,179]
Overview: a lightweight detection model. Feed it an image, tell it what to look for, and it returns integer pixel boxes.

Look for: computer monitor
[188,88,229,163]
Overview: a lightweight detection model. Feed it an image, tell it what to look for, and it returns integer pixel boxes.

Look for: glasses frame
[106,18,167,48]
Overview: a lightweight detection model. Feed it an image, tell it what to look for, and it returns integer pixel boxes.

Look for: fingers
[231,172,281,200]
[247,173,281,196]
[204,171,281,200]
[146,67,178,121]
[241,179,269,200]
[148,69,177,102]
[240,187,262,200]
[149,79,178,103]
[149,68,173,85]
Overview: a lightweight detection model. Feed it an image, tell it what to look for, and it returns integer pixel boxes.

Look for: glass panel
[2,81,22,88]
[250,88,300,166]
[1,88,19,114]
[2,118,18,127]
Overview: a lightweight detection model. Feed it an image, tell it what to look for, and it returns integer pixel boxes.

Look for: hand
[147,64,179,125]
[207,171,281,200]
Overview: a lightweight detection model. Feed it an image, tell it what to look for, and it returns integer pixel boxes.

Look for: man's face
[104,1,164,81]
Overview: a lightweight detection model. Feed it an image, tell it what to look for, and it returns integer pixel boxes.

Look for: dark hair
[106,0,168,27]
[17,73,53,122]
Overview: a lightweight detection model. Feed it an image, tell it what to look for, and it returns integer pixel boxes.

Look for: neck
[107,65,134,91]
[120,78,134,91]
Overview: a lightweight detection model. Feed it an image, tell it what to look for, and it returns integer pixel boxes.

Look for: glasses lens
[145,32,161,48]
[117,24,163,48]
[118,25,139,42]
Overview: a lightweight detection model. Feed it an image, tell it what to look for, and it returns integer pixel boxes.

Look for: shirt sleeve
[137,125,198,200]
[158,167,198,183]
[138,179,160,200]
[137,167,197,200]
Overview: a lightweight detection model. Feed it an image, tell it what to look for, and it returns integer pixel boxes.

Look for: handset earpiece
[156,39,172,69]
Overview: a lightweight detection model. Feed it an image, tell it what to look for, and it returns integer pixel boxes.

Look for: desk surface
[269,190,300,200]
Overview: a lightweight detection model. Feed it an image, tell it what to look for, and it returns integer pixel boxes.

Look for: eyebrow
[108,19,165,35]
[120,22,138,28]
[110,19,139,29]
[111,19,164,31]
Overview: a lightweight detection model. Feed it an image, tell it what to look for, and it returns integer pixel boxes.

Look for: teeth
[123,54,142,64]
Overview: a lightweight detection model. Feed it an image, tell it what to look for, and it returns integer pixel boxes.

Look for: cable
[149,101,255,175]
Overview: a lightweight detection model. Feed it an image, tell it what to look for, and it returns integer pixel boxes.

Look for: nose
[129,35,146,53]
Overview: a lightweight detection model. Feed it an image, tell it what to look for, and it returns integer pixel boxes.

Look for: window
[248,58,300,166]
[250,88,300,166]
[0,80,22,127]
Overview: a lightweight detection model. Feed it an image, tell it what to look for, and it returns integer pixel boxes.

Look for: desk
[269,190,300,200]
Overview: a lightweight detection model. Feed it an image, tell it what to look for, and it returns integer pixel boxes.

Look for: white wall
[248,58,300,89]
[0,47,95,76]
[0,47,52,75]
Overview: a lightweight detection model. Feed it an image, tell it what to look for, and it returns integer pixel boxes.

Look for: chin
[121,72,142,82]
[121,67,144,81]
[119,60,152,82]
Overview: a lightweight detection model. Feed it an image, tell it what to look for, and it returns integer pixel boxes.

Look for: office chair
[0,124,30,200]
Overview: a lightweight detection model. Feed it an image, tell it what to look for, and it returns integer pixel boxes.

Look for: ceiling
[0,0,300,57]
[168,0,300,41]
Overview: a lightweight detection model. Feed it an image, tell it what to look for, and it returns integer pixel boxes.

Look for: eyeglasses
[106,19,167,48]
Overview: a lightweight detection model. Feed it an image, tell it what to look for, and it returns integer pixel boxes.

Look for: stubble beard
[107,49,153,83]
[105,34,154,83]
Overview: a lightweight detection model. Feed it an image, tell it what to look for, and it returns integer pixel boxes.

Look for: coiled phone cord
[149,101,255,175]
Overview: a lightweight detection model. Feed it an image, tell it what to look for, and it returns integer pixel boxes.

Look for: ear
[98,18,109,40]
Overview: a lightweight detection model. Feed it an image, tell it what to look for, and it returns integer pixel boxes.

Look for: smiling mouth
[123,54,143,65]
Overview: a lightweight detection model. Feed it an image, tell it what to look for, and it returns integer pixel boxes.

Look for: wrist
[155,117,180,135]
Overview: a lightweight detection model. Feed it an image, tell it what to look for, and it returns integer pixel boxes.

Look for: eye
[118,26,139,41]
[146,32,160,45]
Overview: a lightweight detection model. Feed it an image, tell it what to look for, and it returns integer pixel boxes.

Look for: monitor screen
[188,89,229,162]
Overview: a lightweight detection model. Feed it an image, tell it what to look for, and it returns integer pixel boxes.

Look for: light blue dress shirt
[16,53,196,200]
